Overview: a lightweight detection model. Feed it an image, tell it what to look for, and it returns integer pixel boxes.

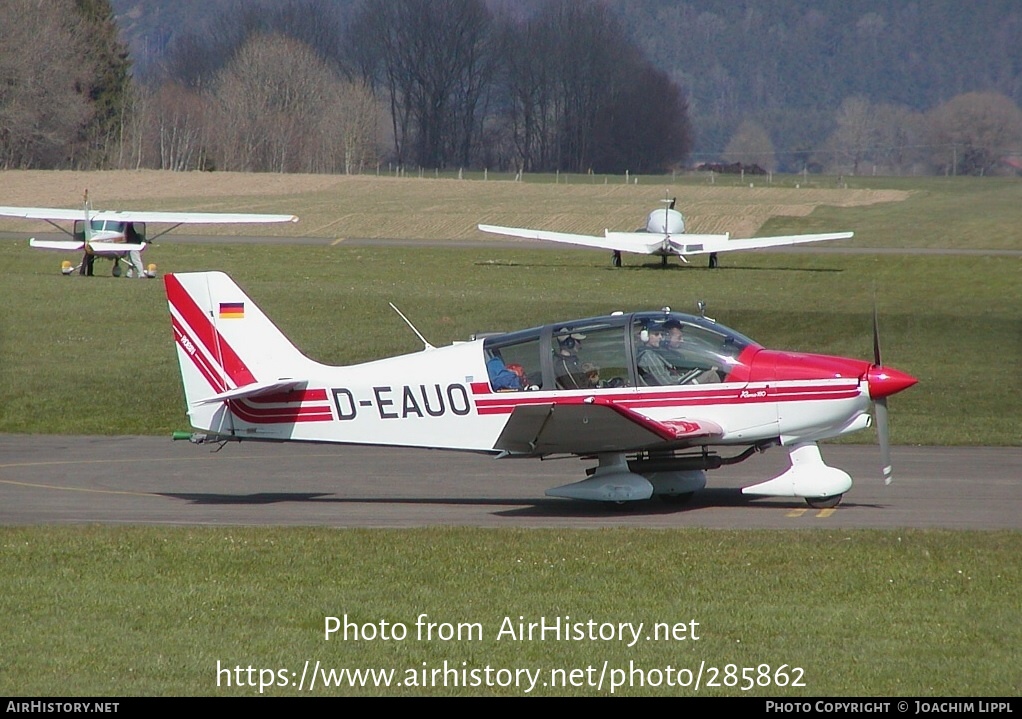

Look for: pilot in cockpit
[636,323,675,385]
[660,319,723,384]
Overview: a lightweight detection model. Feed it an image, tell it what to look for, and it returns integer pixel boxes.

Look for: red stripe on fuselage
[246,389,328,404]
[227,400,333,424]
[470,383,861,415]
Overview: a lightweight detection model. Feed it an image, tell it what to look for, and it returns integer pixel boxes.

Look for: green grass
[1,526,1018,696]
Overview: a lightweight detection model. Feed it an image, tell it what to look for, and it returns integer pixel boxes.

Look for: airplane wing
[0,205,298,224]
[493,400,724,456]
[677,231,854,255]
[0,207,86,222]
[89,210,299,224]
[478,224,668,254]
[478,223,851,257]
[28,238,85,251]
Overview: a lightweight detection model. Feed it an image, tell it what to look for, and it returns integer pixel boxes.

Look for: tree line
[3,0,1021,176]
[1,0,691,175]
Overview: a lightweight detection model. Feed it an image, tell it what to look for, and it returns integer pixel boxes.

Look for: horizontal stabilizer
[29,238,84,251]
[87,242,145,253]
[192,379,309,406]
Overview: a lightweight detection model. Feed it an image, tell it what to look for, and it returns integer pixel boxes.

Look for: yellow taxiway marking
[785,508,837,518]
[330,237,346,245]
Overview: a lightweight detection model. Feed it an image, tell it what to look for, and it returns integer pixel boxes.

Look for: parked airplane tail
[165,271,325,432]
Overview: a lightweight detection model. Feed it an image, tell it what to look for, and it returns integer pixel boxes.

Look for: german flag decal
[218,302,245,319]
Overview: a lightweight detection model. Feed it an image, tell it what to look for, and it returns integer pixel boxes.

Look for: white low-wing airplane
[166,271,916,508]
[478,199,853,268]
[0,193,298,278]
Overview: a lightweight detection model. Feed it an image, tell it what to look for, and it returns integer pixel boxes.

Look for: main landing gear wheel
[805,494,843,509]
[708,252,719,269]
[612,251,622,267]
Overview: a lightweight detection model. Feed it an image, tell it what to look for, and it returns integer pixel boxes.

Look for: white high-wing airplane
[478,198,853,268]
[0,192,298,278]
[166,271,916,508]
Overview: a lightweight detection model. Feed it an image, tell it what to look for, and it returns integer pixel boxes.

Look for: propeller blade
[875,397,893,485]
[872,304,894,484]
[872,303,882,367]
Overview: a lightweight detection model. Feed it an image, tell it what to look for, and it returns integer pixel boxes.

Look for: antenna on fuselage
[389,302,435,351]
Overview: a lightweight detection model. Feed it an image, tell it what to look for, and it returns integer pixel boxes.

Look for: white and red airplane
[166,271,916,508]
[479,198,853,268]
[0,193,298,278]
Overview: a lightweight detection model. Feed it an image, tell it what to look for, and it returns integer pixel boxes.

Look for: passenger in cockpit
[486,351,522,391]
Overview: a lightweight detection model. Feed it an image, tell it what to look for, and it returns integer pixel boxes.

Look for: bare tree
[723,120,776,172]
[348,0,493,169]
[821,96,878,175]
[153,84,207,171]
[318,79,381,174]
[212,34,333,172]
[492,12,557,172]
[926,91,1022,175]
[0,0,92,168]
[208,33,380,173]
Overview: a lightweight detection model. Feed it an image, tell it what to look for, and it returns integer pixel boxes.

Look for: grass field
[0,171,1019,696]
[2,526,1019,696]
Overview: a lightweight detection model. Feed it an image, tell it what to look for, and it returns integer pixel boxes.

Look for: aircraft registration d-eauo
[0,192,298,278]
[167,271,916,508]
[478,198,853,268]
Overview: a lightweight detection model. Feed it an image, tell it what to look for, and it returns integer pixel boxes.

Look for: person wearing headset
[553,329,588,389]
[635,322,676,386]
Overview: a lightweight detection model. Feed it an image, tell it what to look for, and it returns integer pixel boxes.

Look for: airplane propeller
[872,305,893,485]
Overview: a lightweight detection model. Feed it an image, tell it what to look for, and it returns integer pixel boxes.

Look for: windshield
[631,311,758,385]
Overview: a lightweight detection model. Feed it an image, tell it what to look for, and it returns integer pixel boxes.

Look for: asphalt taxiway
[1,435,1018,529]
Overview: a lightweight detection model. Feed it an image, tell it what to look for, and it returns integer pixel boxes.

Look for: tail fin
[165,271,324,430]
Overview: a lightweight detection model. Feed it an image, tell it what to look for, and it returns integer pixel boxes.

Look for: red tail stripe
[172,317,226,393]
[165,274,257,387]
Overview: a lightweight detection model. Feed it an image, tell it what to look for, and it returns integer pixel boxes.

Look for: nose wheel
[805,494,842,509]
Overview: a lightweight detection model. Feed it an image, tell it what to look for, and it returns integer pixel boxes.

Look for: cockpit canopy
[482,311,760,392]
